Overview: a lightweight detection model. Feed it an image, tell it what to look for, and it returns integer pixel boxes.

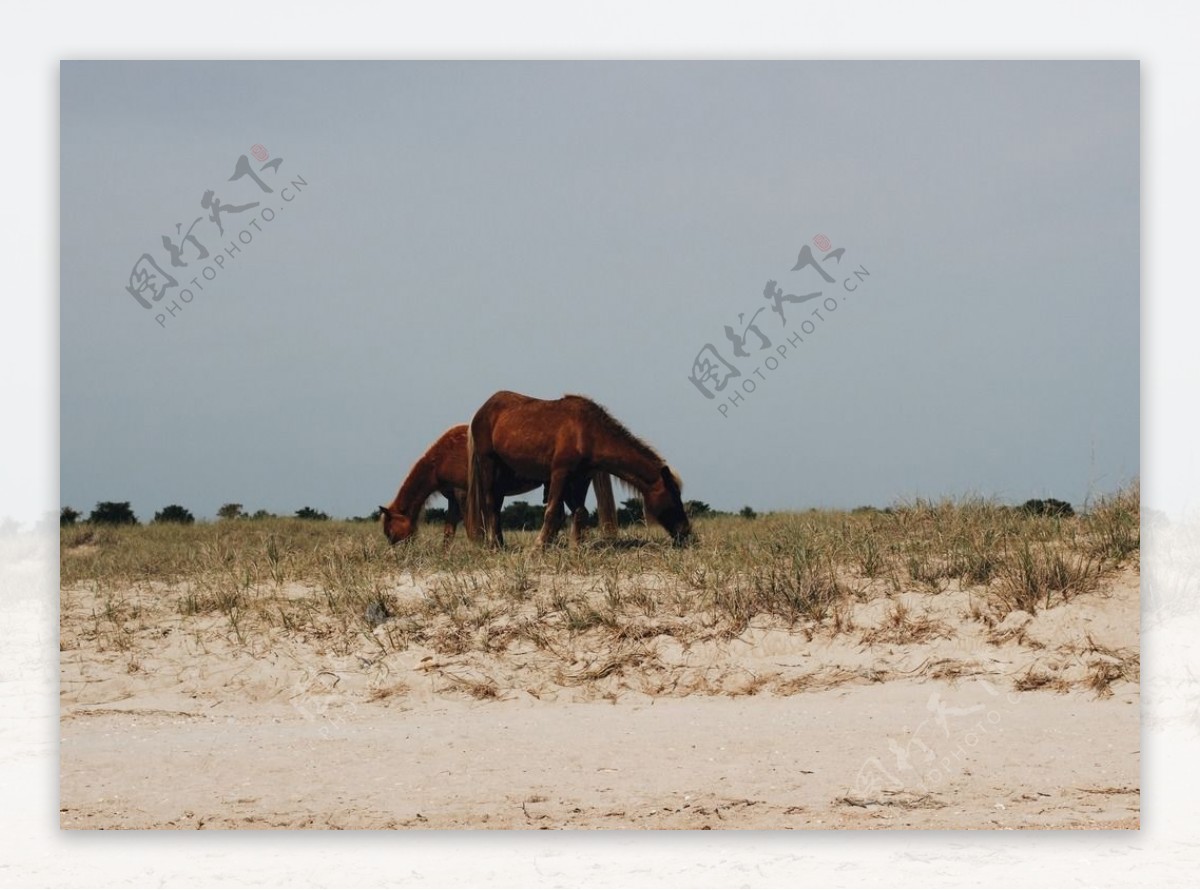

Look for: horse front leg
[569,505,589,546]
[444,489,466,545]
[536,468,570,548]
[565,474,591,547]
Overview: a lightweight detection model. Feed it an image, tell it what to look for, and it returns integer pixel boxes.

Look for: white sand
[60,567,1139,829]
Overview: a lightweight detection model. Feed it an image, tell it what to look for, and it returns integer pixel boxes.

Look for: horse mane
[563,395,683,493]
[393,425,464,514]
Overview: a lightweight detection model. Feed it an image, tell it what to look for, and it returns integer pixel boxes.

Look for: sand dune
[60,564,1138,829]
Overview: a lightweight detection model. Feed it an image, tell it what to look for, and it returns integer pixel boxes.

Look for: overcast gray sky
[60,61,1138,521]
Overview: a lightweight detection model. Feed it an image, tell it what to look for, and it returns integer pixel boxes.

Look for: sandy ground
[60,567,1140,830]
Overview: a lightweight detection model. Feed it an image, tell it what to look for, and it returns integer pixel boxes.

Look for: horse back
[430,424,470,491]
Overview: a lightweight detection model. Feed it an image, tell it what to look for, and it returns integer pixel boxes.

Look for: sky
[60,61,1139,521]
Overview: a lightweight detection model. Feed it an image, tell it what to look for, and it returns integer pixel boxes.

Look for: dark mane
[563,395,663,463]
[563,394,681,490]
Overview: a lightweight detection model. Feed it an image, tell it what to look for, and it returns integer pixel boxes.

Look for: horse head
[379,505,415,544]
[642,466,692,546]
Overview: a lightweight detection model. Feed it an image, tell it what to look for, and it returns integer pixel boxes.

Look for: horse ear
[378,505,388,516]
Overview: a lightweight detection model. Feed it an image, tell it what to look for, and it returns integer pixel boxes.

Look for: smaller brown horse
[380,425,617,545]
[465,392,692,548]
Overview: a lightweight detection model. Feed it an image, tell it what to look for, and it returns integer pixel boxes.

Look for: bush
[685,500,714,518]
[88,501,138,526]
[617,498,643,526]
[501,500,544,531]
[740,505,758,520]
[60,507,81,527]
[217,503,244,520]
[1020,498,1075,518]
[154,504,195,524]
[295,506,330,521]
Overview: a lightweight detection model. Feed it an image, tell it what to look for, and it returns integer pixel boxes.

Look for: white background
[4,1,1197,886]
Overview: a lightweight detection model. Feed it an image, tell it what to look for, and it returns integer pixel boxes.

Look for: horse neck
[389,457,439,520]
[592,428,663,492]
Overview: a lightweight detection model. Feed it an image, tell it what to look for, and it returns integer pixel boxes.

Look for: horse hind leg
[479,457,503,549]
[492,486,506,549]
[466,420,504,547]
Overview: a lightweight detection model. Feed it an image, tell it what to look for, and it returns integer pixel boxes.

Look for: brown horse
[465,392,692,548]
[380,424,617,545]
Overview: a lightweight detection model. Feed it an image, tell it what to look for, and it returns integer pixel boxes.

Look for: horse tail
[464,422,483,542]
[593,471,618,536]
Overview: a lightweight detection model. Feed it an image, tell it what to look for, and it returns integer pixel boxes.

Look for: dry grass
[61,484,1139,699]
[1074,634,1141,699]
[1013,667,1072,693]
[859,600,953,646]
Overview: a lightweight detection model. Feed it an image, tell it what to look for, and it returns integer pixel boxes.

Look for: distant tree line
[59,501,339,526]
[421,497,758,531]
[682,500,757,520]
[58,495,1078,527]
[60,502,140,526]
[217,503,283,520]
[58,498,760,528]
[852,499,1076,517]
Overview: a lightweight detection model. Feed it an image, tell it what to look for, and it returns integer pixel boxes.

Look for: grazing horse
[380,424,617,545]
[465,391,692,548]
